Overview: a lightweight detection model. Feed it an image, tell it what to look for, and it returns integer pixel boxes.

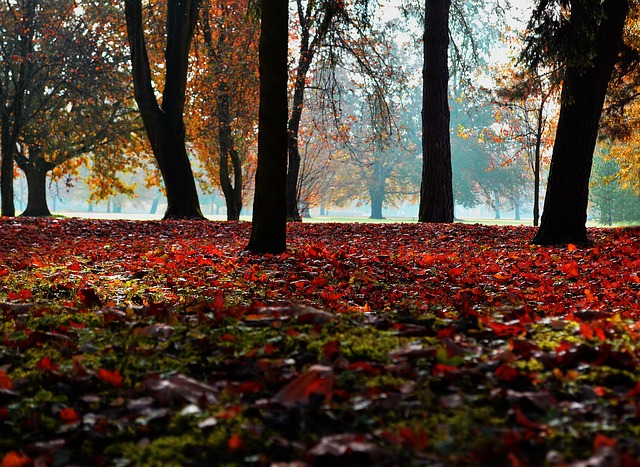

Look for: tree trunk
[533,103,543,227]
[0,116,16,217]
[370,188,384,219]
[17,150,54,217]
[202,6,243,222]
[0,0,36,218]
[419,0,453,223]
[150,198,159,214]
[532,0,629,245]
[217,84,243,221]
[286,1,339,222]
[246,0,288,254]
[124,0,203,220]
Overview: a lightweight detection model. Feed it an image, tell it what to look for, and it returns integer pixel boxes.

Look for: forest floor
[0,218,639,466]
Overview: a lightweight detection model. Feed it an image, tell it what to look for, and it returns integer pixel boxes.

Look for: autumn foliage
[0,218,639,465]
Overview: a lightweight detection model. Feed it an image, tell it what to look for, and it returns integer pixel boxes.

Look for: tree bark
[216,76,243,221]
[286,0,340,222]
[419,0,454,223]
[124,0,203,220]
[0,108,16,217]
[246,0,288,254]
[1,0,36,217]
[202,5,243,221]
[532,0,629,245]
[16,148,54,217]
[369,188,385,219]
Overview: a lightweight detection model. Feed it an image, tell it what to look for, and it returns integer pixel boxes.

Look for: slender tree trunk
[202,6,243,221]
[217,85,243,221]
[150,197,159,214]
[247,0,288,254]
[493,191,501,220]
[419,0,453,223]
[124,0,203,220]
[17,150,54,217]
[533,104,544,227]
[286,1,339,222]
[532,0,628,245]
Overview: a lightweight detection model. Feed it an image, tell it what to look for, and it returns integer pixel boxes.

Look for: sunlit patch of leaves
[0,218,639,465]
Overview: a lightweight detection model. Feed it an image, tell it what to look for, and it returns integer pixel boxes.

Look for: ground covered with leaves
[0,218,639,466]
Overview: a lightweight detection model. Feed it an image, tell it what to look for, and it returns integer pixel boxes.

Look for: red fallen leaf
[7,289,31,301]
[306,433,395,464]
[322,340,341,362]
[627,382,640,398]
[398,427,429,452]
[227,380,263,395]
[580,322,595,340]
[495,364,519,382]
[217,405,242,419]
[0,406,8,421]
[227,434,244,452]
[568,243,578,252]
[0,451,31,467]
[561,261,580,279]
[67,261,83,272]
[97,368,123,388]
[513,404,548,432]
[36,357,58,373]
[594,434,617,449]
[0,370,13,389]
[72,355,89,377]
[433,363,459,376]
[59,407,80,425]
[272,365,335,407]
[78,287,102,307]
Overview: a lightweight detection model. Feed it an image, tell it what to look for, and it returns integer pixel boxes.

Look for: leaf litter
[0,218,638,465]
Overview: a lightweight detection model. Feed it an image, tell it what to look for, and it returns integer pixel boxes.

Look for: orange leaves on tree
[97,368,123,388]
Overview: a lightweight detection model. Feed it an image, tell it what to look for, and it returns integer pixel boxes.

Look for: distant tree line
[1,0,639,253]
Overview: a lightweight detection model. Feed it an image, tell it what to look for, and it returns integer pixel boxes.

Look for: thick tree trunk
[17,150,54,217]
[532,0,629,245]
[124,0,203,220]
[419,0,453,223]
[247,0,288,254]
[0,121,16,217]
[369,189,384,219]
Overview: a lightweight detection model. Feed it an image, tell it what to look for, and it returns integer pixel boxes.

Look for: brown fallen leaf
[272,365,335,407]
